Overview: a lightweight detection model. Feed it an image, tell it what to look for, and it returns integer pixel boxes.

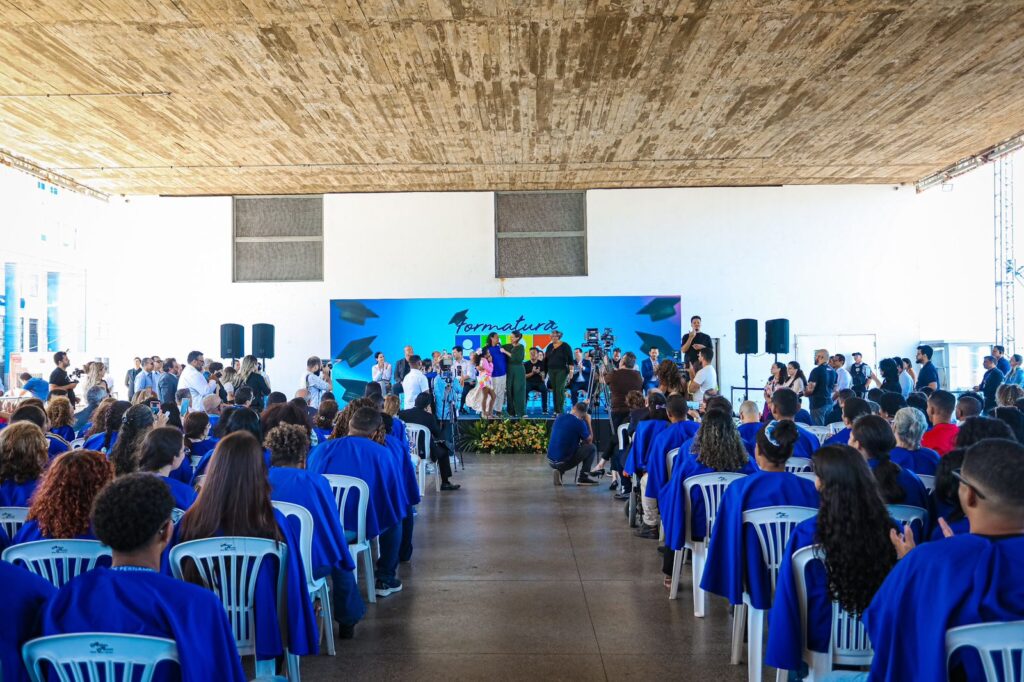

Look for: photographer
[48,351,80,406]
[302,356,331,409]
[601,351,644,478]
[451,346,476,411]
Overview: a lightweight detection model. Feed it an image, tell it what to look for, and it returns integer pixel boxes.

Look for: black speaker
[220,324,244,359]
[252,323,275,359]
[735,319,758,354]
[765,318,791,354]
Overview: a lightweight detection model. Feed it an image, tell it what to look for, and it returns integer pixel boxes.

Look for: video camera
[582,327,615,364]
[438,352,454,382]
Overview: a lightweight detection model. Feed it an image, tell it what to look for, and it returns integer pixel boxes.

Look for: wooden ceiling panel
[0,0,1022,195]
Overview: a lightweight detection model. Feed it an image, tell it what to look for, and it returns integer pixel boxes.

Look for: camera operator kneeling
[547,402,598,487]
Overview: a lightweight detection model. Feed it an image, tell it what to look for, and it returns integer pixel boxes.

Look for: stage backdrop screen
[329,295,681,403]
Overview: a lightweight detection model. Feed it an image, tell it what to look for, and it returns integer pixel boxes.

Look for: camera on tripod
[438,353,454,382]
[582,327,615,362]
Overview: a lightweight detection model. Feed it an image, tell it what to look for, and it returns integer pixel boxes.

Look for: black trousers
[548,443,597,476]
[430,439,454,481]
[526,380,548,412]
[459,380,476,411]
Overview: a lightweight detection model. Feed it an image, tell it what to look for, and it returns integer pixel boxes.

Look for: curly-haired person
[13,449,113,543]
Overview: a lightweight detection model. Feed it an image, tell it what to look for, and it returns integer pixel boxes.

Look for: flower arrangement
[460,418,550,454]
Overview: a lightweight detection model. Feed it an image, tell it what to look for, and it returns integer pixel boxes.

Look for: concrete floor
[302,453,752,681]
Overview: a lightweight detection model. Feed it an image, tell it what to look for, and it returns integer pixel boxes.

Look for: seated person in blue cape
[823,396,871,447]
[8,403,70,460]
[634,394,702,540]
[379,411,421,563]
[822,388,851,426]
[307,406,407,599]
[767,388,820,459]
[13,449,113,546]
[660,408,759,559]
[889,406,941,475]
[700,419,819,610]
[179,411,216,483]
[83,400,131,453]
[929,449,971,540]
[43,473,245,682]
[266,423,366,638]
[793,408,813,425]
[622,392,670,478]
[312,398,339,446]
[766,444,898,674]
[850,414,931,536]
[0,422,49,506]
[173,431,318,660]
[0,558,55,682]
[191,407,270,481]
[137,427,198,511]
[861,438,1024,682]
[546,402,599,487]
[73,385,109,436]
[47,396,76,443]
[736,400,762,448]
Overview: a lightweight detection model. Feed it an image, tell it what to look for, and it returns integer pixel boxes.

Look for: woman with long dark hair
[766,444,897,673]
[878,358,902,393]
[930,447,970,540]
[109,404,160,476]
[0,422,49,506]
[83,400,131,453]
[762,362,789,421]
[81,396,116,439]
[654,360,686,397]
[176,431,317,659]
[13,450,113,543]
[138,427,196,511]
[701,420,820,612]
[849,414,929,509]
[314,399,339,445]
[784,361,807,395]
[192,407,267,478]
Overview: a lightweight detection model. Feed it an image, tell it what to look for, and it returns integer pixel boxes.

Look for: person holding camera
[451,346,476,411]
[302,356,331,409]
[505,331,527,418]
[49,351,80,406]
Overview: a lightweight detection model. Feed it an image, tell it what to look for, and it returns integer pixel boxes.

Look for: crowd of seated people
[0,347,453,680]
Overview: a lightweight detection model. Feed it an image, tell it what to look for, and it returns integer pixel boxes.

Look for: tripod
[439,375,462,472]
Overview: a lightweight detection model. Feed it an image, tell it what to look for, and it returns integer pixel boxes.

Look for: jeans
[459,380,476,411]
[376,523,402,582]
[811,404,832,426]
[548,443,596,477]
[328,567,367,626]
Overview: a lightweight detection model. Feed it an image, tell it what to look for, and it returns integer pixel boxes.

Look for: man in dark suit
[399,392,461,491]
[640,348,660,392]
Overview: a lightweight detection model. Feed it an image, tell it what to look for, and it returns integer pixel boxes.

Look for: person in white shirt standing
[401,355,430,409]
[687,347,718,403]
[831,353,853,399]
[300,356,331,409]
[179,350,217,411]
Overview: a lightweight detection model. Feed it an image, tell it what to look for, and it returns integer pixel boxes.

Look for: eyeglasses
[952,468,987,500]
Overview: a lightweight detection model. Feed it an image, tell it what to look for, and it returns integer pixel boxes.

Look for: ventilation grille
[233,196,324,282]
[495,191,587,278]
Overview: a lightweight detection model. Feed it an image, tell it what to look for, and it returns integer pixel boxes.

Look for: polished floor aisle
[305,454,750,681]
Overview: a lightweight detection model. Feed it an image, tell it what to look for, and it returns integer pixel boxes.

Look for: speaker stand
[743,353,750,400]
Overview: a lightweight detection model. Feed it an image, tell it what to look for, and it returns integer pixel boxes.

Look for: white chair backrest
[785,457,813,473]
[666,447,680,480]
[946,620,1024,682]
[794,472,818,484]
[792,545,873,666]
[826,422,845,436]
[683,472,747,545]
[168,537,285,657]
[0,505,29,538]
[2,539,112,588]
[405,424,431,460]
[322,474,369,545]
[23,633,179,682]
[742,506,818,595]
[271,500,316,589]
[886,504,928,529]
[917,474,936,493]
[170,508,186,524]
[69,438,85,450]
[617,423,630,451]
[192,474,206,491]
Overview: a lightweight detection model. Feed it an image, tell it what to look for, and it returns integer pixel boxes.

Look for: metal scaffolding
[994,154,1015,351]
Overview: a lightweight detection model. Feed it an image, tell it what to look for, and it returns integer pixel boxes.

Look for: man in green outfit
[505,330,527,418]
[544,330,574,415]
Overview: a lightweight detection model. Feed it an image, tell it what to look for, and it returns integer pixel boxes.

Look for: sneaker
[375,578,403,597]
[576,475,598,486]
[633,524,658,539]
[613,491,631,501]
[553,469,563,487]
[440,481,462,491]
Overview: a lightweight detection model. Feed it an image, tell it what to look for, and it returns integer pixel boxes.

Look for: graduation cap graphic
[335,301,379,326]
[448,309,469,326]
[336,335,376,367]
[636,331,676,359]
[636,297,679,322]
[337,379,369,403]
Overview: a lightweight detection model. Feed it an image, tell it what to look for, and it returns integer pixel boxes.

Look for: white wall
[69,169,995,402]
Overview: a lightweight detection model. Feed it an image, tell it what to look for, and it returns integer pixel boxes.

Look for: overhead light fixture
[916,132,1024,193]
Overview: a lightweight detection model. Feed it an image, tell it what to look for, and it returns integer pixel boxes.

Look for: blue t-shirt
[916,361,939,390]
[489,345,508,377]
[997,356,1011,375]
[807,364,834,409]
[547,414,589,463]
[23,378,49,400]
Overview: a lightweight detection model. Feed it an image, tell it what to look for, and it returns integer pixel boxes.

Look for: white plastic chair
[785,457,813,473]
[826,422,845,436]
[732,506,819,682]
[917,474,936,493]
[2,539,111,588]
[170,507,186,524]
[0,505,29,538]
[169,536,298,680]
[272,501,335,656]
[405,424,438,494]
[945,620,1024,682]
[617,423,630,452]
[673,472,747,610]
[69,437,85,450]
[792,545,873,679]
[794,472,818,484]
[805,426,831,444]
[22,633,179,682]
[886,504,928,532]
[193,474,206,491]
[322,474,376,604]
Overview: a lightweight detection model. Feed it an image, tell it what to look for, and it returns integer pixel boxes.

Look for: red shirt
[921,422,959,456]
